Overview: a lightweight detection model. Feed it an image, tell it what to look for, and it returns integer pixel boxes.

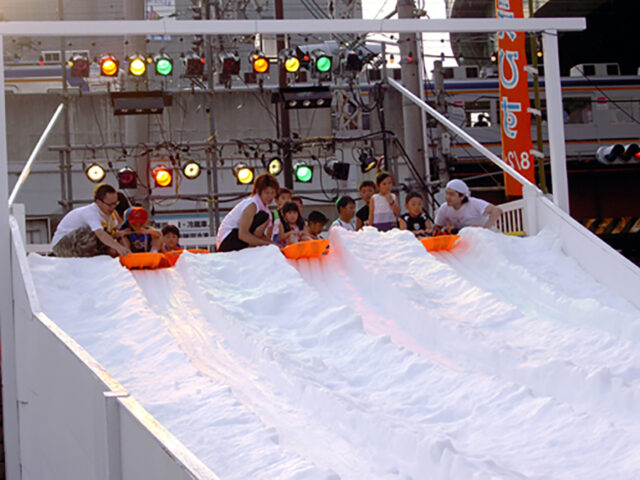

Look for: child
[355,180,376,230]
[398,191,432,238]
[307,210,329,239]
[330,196,356,231]
[291,194,304,216]
[277,201,308,246]
[161,224,182,252]
[368,171,399,232]
[118,207,162,253]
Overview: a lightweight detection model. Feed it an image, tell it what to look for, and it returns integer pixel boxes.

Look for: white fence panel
[496,199,525,235]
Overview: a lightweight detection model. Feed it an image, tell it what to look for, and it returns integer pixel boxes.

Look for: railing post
[542,30,570,214]
[104,391,129,480]
[522,183,539,235]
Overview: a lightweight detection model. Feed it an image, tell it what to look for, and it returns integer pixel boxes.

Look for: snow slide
[28,227,640,479]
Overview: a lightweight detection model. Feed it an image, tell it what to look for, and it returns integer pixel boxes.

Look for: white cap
[446,179,471,197]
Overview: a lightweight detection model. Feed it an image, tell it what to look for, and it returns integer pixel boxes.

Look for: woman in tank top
[216,173,280,252]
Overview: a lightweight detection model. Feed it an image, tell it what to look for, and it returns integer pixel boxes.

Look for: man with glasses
[51,183,131,258]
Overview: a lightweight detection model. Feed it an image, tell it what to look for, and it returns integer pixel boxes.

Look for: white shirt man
[51,184,131,257]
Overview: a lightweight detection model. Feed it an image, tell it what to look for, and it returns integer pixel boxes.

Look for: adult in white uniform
[434,179,502,231]
[216,173,280,252]
[51,183,131,257]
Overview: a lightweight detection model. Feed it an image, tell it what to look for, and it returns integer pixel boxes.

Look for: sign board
[496,0,535,196]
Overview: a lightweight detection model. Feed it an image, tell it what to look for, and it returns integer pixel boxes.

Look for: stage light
[279,49,300,73]
[294,162,313,183]
[268,157,283,175]
[154,54,173,76]
[100,54,119,77]
[250,51,269,74]
[185,53,206,78]
[343,51,364,72]
[220,52,241,75]
[324,160,350,180]
[68,54,90,78]
[358,151,377,173]
[117,166,137,189]
[152,165,173,187]
[182,161,201,179]
[312,50,332,73]
[235,164,255,185]
[86,163,106,183]
[128,54,147,77]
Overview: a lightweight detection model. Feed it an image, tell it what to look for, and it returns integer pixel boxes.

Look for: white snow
[28,227,640,479]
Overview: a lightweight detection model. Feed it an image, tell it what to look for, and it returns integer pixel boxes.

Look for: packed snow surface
[29,227,640,479]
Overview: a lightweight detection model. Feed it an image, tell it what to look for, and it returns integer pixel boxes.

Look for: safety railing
[495,199,525,235]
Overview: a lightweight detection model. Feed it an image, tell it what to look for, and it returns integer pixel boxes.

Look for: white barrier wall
[8,216,220,480]
[533,196,640,310]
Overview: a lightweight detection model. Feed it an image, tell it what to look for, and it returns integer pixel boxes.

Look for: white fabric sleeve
[84,204,105,232]
[471,197,490,216]
[434,205,447,226]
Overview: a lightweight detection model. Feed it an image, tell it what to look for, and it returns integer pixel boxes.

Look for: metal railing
[8,103,64,208]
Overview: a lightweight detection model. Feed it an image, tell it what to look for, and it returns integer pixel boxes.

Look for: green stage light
[154,54,173,76]
[294,162,313,183]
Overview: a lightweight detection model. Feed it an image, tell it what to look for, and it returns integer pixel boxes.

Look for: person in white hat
[434,179,502,232]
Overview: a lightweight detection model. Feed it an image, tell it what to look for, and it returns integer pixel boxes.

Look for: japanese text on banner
[496,0,535,196]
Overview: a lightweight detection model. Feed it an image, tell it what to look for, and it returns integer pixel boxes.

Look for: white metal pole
[0,18,587,37]
[8,103,65,207]
[389,78,540,191]
[0,34,22,480]
[542,30,570,213]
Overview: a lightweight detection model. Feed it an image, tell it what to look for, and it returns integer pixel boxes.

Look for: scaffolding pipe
[8,103,65,207]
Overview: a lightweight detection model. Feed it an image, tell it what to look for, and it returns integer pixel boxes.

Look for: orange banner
[496,0,535,196]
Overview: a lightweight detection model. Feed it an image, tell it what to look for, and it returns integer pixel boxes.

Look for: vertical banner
[496,0,535,196]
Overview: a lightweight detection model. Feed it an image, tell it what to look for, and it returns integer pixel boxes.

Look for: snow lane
[28,254,335,480]
[27,225,640,479]
[320,227,640,424]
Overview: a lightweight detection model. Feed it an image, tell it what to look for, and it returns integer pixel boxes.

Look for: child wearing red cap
[118,206,162,253]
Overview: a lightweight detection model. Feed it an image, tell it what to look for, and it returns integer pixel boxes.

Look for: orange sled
[119,252,172,270]
[164,248,210,266]
[281,239,330,260]
[421,234,460,252]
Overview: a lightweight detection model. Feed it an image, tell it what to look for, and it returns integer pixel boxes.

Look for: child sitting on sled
[276,201,309,246]
[118,207,163,253]
[398,191,432,238]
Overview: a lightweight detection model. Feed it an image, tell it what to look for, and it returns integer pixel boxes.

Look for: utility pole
[528,0,548,193]
[432,60,450,183]
[58,0,72,212]
[275,0,294,189]
[205,1,221,235]
[396,0,426,179]
[123,0,150,205]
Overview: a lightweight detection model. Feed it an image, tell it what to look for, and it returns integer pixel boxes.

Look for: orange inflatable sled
[119,252,172,270]
[164,248,210,267]
[281,239,330,260]
[421,234,459,252]
[120,249,210,270]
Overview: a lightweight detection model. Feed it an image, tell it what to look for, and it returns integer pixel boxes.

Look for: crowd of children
[52,172,501,258]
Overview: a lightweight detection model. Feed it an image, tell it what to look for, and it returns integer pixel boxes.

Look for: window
[563,97,593,124]
[465,100,492,127]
